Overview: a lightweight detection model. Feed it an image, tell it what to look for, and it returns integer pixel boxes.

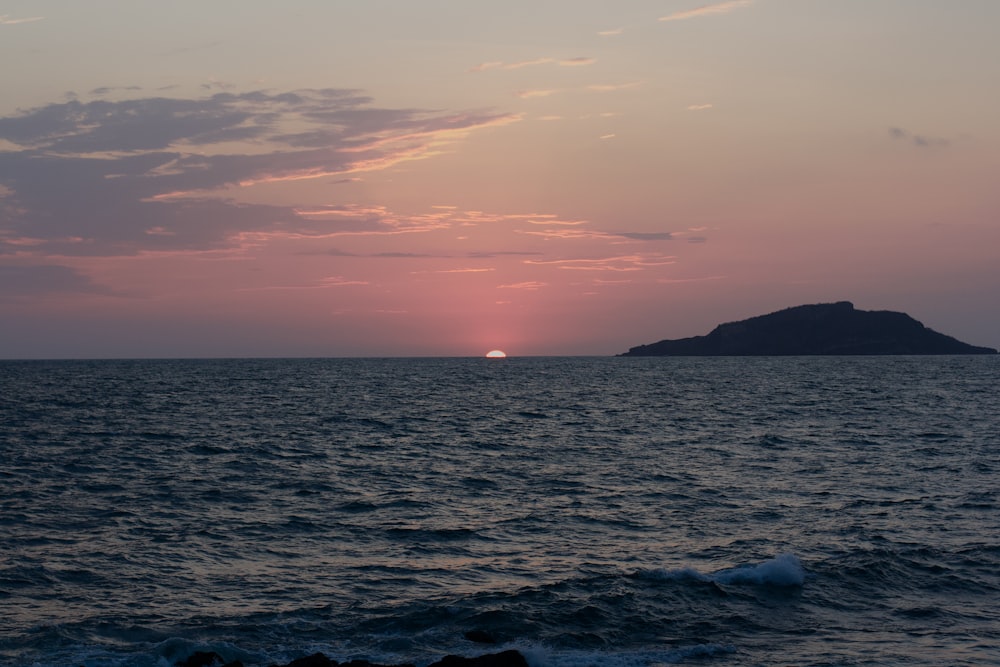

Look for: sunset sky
[2,1,998,357]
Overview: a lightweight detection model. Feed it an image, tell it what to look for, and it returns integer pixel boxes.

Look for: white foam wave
[640,553,805,587]
[714,553,805,586]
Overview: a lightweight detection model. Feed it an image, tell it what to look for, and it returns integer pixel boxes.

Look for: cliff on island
[621,302,998,356]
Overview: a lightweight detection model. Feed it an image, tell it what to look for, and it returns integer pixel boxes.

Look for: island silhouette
[621,302,998,356]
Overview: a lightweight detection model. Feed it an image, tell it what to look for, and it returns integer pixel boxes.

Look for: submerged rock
[179,649,527,667]
[621,301,998,356]
[177,651,244,667]
[282,654,341,667]
[463,630,499,644]
[428,651,527,667]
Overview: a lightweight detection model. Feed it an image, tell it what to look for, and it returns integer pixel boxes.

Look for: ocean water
[1,356,998,667]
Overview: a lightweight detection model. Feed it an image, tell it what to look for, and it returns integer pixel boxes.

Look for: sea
[1,356,998,667]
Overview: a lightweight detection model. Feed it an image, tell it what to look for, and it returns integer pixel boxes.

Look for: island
[620,301,998,356]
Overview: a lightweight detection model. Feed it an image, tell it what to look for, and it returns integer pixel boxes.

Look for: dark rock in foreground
[621,301,997,356]
[177,649,528,667]
[428,652,528,667]
[179,653,245,667]
[177,652,245,667]
[463,630,499,645]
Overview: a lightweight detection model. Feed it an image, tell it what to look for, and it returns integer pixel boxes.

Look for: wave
[638,554,806,587]
[8,637,737,667]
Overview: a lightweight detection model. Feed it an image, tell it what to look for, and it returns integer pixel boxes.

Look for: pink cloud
[236,276,371,291]
[660,0,753,22]
[587,82,643,93]
[524,254,676,272]
[0,14,44,25]
[412,267,496,274]
[467,61,505,73]
[515,89,562,99]
[526,218,587,226]
[519,228,618,241]
[504,57,556,69]
[655,275,727,284]
[0,89,518,256]
[469,57,595,73]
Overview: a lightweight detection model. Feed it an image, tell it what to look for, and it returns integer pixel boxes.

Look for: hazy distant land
[621,302,998,356]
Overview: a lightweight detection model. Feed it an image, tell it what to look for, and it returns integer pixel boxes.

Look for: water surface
[1,356,997,665]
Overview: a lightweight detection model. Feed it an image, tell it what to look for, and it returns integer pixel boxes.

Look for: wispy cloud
[560,57,597,67]
[519,228,618,241]
[598,28,624,36]
[526,218,587,226]
[467,250,544,259]
[515,82,640,100]
[515,89,563,99]
[0,14,44,25]
[468,60,505,73]
[687,103,714,111]
[888,126,949,149]
[524,254,676,272]
[618,232,674,241]
[238,276,371,291]
[656,275,726,284]
[320,276,370,286]
[0,80,705,306]
[310,247,541,260]
[237,202,459,241]
[449,211,575,226]
[469,57,595,73]
[587,81,643,93]
[660,0,753,22]
[521,228,676,243]
[0,88,517,256]
[501,57,555,70]
[293,205,392,219]
[412,267,495,274]
[89,85,143,96]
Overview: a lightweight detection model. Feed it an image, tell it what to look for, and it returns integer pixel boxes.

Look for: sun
[485,349,507,358]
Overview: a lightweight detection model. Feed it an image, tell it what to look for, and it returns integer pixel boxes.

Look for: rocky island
[621,302,997,356]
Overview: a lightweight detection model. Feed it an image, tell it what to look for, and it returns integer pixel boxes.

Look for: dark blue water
[1,357,998,666]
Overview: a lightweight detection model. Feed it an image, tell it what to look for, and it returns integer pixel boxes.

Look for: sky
[1,0,998,358]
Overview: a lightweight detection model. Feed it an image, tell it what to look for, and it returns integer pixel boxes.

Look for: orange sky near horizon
[1,1,998,357]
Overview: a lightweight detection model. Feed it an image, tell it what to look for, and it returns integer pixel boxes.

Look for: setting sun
[485,350,507,358]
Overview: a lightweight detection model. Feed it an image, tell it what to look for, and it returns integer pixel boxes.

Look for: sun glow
[485,349,507,358]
